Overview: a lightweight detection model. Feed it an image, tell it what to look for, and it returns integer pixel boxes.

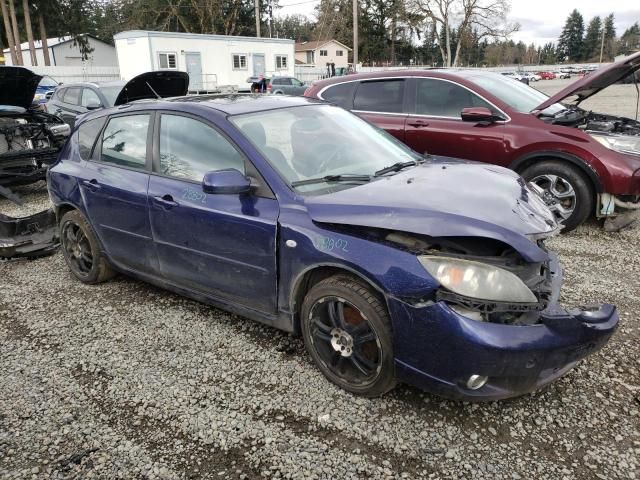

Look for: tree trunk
[8,0,22,65]
[0,0,17,64]
[38,12,50,65]
[22,0,37,65]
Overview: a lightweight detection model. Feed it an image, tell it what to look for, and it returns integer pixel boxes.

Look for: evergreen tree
[602,13,616,61]
[582,16,601,61]
[557,9,584,62]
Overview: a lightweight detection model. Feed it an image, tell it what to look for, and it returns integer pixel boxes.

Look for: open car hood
[0,66,42,109]
[114,71,189,106]
[533,51,640,112]
[304,158,558,263]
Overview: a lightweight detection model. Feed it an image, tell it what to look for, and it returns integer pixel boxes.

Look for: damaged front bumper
[389,256,619,401]
[0,208,59,259]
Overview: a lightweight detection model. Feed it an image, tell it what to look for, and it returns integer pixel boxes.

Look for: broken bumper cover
[391,300,618,400]
[0,208,59,259]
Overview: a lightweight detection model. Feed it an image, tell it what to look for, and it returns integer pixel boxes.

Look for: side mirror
[202,169,251,194]
[85,103,102,110]
[461,107,498,123]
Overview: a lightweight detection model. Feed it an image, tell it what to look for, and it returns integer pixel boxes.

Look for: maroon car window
[321,82,354,107]
[354,80,404,113]
[416,78,493,118]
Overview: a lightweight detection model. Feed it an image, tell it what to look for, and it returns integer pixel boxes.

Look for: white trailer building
[114,30,295,92]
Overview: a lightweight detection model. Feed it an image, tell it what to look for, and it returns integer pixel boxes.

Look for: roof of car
[55,80,126,89]
[165,94,323,115]
[311,68,504,87]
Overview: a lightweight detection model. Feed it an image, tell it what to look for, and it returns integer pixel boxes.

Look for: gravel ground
[1,84,639,480]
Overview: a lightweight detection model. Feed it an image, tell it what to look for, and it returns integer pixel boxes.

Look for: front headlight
[418,256,538,303]
[33,93,44,101]
[590,133,640,156]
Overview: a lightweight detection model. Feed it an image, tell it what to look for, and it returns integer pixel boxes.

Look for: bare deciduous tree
[0,0,17,64]
[408,0,518,66]
[8,0,23,64]
[22,0,37,65]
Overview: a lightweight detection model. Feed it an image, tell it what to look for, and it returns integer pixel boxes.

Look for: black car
[46,71,190,127]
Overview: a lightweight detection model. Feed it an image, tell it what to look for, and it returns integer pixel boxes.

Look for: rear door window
[63,87,81,105]
[100,114,150,169]
[354,80,405,113]
[415,78,495,118]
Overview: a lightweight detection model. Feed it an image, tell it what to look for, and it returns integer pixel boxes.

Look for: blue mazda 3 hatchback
[47,92,619,400]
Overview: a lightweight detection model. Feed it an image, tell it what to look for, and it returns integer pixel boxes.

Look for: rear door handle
[153,194,179,209]
[81,179,101,191]
[407,119,430,128]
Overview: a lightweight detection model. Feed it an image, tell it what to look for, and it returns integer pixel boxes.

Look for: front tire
[60,210,115,284]
[300,275,396,397]
[521,160,594,232]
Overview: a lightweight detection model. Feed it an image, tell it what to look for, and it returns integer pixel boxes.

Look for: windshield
[470,74,566,115]
[231,104,422,194]
[100,86,123,107]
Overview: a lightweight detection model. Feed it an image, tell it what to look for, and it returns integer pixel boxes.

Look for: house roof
[295,40,352,52]
[2,34,110,54]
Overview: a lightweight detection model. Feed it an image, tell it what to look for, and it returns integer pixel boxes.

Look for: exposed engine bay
[545,106,640,136]
[328,224,558,326]
[0,111,70,188]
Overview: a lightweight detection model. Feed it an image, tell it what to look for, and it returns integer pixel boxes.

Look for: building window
[320,50,328,56]
[306,51,314,63]
[233,54,247,70]
[275,55,288,69]
[158,52,177,69]
[336,50,343,56]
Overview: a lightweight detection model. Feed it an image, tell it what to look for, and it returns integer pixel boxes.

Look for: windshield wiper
[374,160,420,177]
[291,174,372,187]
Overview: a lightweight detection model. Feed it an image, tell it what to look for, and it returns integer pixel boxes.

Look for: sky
[275,0,640,47]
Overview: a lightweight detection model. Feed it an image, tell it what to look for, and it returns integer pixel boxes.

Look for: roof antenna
[146,81,161,100]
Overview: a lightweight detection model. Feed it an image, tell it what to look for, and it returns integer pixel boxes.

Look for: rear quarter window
[77,117,107,160]
[320,82,355,108]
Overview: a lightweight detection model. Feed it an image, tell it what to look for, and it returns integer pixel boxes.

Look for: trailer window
[276,55,288,69]
[233,54,247,70]
[158,52,177,69]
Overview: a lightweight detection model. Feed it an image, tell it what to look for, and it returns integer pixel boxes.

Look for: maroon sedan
[304,54,640,231]
[536,71,556,80]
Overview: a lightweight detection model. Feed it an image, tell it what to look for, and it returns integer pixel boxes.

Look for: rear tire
[300,274,396,397]
[60,210,115,284]
[521,160,594,232]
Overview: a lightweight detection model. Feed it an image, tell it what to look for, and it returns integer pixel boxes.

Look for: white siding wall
[115,31,295,91]
[5,38,117,67]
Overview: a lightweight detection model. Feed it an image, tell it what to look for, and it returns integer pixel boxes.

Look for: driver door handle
[153,194,179,209]
[81,179,101,191]
[407,119,430,128]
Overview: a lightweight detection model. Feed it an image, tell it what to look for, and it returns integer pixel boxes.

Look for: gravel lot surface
[1,83,639,480]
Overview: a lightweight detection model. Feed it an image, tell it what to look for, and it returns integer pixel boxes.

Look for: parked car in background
[47,94,618,400]
[555,71,571,79]
[501,72,529,85]
[536,71,556,80]
[305,52,640,231]
[0,66,70,260]
[46,71,189,127]
[268,76,307,95]
[522,72,540,82]
[33,75,59,106]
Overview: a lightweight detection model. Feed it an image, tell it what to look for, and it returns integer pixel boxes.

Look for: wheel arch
[510,151,603,193]
[288,263,387,336]
[55,202,79,222]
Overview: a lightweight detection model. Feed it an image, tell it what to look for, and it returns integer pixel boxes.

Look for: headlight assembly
[418,256,538,303]
[590,133,640,156]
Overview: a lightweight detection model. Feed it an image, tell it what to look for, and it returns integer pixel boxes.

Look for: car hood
[534,51,640,112]
[0,66,42,108]
[304,158,558,263]
[114,70,189,105]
